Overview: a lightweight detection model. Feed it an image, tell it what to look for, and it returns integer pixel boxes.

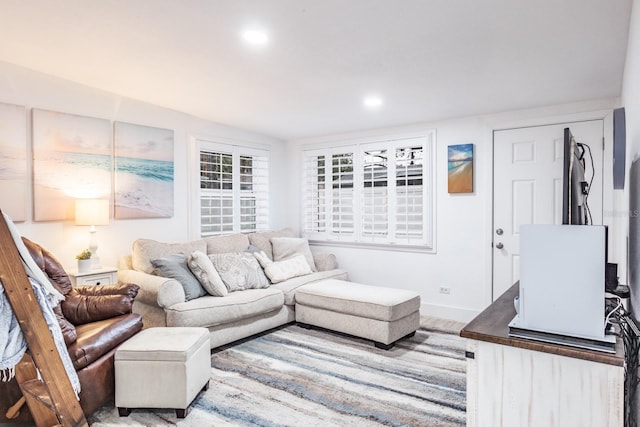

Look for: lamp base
[91,256,103,269]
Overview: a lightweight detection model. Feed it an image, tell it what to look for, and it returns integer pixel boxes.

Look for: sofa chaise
[118,229,349,348]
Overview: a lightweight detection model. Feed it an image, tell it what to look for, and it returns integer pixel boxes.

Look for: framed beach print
[448,144,474,193]
[32,109,112,221]
[0,102,27,222]
[114,121,174,219]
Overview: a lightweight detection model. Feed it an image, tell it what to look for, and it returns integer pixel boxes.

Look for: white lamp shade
[75,199,109,226]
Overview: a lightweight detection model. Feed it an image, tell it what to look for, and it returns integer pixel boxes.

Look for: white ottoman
[295,279,420,349]
[115,327,210,418]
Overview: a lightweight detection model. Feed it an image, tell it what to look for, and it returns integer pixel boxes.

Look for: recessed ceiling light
[242,29,269,45]
[363,95,383,109]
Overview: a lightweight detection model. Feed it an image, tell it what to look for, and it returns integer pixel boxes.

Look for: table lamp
[75,198,109,269]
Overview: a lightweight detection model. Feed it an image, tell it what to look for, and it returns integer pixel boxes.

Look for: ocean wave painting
[0,102,27,221]
[32,109,112,221]
[448,144,474,193]
[114,122,174,219]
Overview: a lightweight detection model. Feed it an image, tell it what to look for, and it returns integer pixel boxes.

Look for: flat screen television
[562,127,589,225]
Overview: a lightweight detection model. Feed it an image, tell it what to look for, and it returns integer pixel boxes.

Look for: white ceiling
[0,0,633,140]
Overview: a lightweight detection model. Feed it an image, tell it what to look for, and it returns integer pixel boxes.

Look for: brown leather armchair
[0,238,143,423]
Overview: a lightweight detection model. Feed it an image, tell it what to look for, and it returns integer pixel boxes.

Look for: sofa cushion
[67,313,143,371]
[165,288,284,328]
[271,237,317,271]
[151,253,206,301]
[270,269,349,305]
[209,252,270,292]
[132,238,207,274]
[204,233,250,254]
[247,228,297,260]
[187,251,228,297]
[294,279,420,322]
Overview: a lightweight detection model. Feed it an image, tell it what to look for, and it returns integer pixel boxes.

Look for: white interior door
[492,120,604,301]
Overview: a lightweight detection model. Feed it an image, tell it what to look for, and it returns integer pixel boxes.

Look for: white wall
[286,98,620,321]
[0,56,627,324]
[0,61,287,270]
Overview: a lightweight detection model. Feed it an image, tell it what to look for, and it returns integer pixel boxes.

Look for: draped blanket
[0,212,80,396]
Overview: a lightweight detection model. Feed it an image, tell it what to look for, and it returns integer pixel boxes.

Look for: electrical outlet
[439,286,451,295]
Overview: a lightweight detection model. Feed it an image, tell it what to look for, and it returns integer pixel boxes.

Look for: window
[302,134,433,248]
[196,140,269,237]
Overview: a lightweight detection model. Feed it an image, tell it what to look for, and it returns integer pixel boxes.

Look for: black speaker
[613,107,626,190]
[606,262,618,291]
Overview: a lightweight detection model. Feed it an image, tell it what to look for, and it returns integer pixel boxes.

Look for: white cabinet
[461,284,624,427]
[68,266,117,286]
[465,339,623,427]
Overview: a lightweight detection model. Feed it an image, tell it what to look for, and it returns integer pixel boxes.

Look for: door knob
[495,242,504,249]
[496,228,503,235]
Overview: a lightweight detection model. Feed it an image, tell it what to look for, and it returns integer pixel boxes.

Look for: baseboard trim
[421,302,480,323]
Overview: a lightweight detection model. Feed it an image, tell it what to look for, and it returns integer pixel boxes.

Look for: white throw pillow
[257,253,313,284]
[187,251,228,297]
[270,237,317,272]
[253,250,273,269]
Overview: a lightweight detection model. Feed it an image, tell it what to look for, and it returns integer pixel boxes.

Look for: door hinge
[465,351,475,359]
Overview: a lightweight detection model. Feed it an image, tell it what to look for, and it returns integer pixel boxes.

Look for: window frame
[190,136,270,238]
[301,131,435,251]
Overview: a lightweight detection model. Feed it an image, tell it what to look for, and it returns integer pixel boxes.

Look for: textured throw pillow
[271,237,317,272]
[150,253,207,301]
[187,251,228,297]
[208,252,270,292]
[256,253,313,284]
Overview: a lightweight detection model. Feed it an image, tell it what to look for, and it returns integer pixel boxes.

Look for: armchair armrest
[312,252,338,271]
[61,283,140,325]
[118,269,185,309]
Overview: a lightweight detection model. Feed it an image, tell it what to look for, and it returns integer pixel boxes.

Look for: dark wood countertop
[460,283,624,367]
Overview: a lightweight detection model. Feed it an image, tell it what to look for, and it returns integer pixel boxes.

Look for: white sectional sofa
[118,229,349,348]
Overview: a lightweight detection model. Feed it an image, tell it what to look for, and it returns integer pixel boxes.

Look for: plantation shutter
[198,141,269,237]
[301,133,432,248]
[395,144,426,245]
[200,151,234,235]
[239,154,269,232]
[330,152,355,237]
[303,150,328,237]
[361,147,389,241]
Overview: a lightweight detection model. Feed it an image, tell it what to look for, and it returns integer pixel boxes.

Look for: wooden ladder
[0,212,87,427]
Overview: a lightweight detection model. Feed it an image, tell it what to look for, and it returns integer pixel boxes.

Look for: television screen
[562,128,589,225]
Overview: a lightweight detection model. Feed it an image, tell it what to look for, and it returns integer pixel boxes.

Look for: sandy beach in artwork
[33,184,76,221]
[448,161,473,193]
[114,205,167,219]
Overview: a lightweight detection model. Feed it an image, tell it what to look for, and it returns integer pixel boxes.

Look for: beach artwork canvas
[448,144,474,193]
[0,103,29,222]
[114,121,174,219]
[32,109,112,221]
[0,103,27,221]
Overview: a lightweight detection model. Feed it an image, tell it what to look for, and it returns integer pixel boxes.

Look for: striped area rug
[89,317,467,426]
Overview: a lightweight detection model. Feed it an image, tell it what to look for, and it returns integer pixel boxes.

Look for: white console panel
[511,224,610,343]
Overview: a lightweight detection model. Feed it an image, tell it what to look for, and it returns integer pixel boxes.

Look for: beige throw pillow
[270,237,317,272]
[254,252,312,284]
[132,238,207,274]
[187,251,228,297]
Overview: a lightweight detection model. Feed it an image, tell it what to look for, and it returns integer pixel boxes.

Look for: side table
[68,266,118,286]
